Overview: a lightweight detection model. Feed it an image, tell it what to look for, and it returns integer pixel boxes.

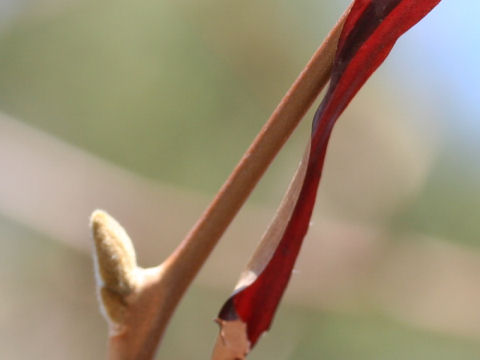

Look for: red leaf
[216,0,441,352]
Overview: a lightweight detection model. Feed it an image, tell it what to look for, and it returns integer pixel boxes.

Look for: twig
[91,5,351,359]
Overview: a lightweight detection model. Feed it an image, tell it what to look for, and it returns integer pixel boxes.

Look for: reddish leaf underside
[218,0,441,350]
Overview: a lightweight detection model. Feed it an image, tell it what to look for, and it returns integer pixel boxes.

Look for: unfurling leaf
[213,0,441,357]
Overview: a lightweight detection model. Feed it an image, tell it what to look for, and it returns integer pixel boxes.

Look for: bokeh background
[1,0,480,358]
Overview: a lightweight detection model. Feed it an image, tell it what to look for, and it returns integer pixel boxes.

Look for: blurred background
[1,0,479,358]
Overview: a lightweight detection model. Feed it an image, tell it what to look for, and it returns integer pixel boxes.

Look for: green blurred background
[1,0,480,358]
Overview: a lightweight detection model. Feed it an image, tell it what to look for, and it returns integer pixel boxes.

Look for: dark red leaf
[217,0,441,350]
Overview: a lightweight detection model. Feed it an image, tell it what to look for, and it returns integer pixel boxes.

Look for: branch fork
[90,6,350,359]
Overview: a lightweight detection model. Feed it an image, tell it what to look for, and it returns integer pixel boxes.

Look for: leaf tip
[212,318,250,360]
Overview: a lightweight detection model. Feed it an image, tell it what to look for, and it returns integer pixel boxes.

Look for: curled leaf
[214,0,441,355]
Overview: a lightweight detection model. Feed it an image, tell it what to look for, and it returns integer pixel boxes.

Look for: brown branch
[91,5,352,359]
